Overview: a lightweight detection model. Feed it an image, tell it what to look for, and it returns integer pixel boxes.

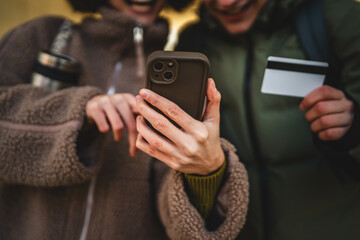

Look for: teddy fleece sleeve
[157,138,249,240]
[0,17,104,187]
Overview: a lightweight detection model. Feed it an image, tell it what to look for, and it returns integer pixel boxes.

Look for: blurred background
[2,0,360,38]
[0,0,201,49]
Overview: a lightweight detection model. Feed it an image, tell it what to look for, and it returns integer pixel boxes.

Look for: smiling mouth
[125,0,156,13]
[217,1,253,21]
[125,0,155,7]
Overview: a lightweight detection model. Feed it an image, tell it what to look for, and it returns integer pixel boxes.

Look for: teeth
[132,5,152,11]
[128,0,154,5]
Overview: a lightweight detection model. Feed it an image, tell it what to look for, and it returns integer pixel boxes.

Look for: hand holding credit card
[261,56,329,97]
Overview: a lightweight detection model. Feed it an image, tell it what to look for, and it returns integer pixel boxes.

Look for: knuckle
[114,94,127,104]
[302,98,310,108]
[137,101,146,111]
[112,123,124,131]
[304,112,312,122]
[346,100,354,111]
[322,128,340,140]
[216,90,222,102]
[169,161,181,171]
[196,127,209,143]
[318,116,330,127]
[111,117,124,129]
[310,122,318,132]
[88,102,99,111]
[147,145,157,156]
[124,93,134,99]
[183,143,197,157]
[165,104,181,119]
[99,96,110,105]
[321,85,332,95]
[338,91,345,99]
[135,139,141,148]
[148,93,160,106]
[179,157,191,167]
[137,102,148,114]
[153,118,168,132]
[321,85,330,91]
[324,130,335,139]
[151,138,163,149]
[315,102,327,114]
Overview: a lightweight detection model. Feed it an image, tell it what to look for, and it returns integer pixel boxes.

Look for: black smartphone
[145,50,210,134]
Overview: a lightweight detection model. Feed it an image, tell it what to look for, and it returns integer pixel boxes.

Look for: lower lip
[130,5,154,14]
[220,4,252,22]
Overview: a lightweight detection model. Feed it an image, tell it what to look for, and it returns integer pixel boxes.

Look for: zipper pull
[133,26,144,43]
[133,26,145,79]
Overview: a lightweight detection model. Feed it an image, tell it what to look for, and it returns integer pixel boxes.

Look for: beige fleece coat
[0,7,248,240]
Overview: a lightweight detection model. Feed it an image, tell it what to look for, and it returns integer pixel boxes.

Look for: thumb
[203,78,221,123]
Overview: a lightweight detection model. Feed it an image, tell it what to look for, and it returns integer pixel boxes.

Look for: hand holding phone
[135,51,225,175]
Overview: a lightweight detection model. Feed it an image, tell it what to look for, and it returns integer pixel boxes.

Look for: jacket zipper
[244,36,270,240]
[79,25,145,240]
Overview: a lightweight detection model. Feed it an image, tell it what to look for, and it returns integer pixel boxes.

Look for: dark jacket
[0,7,249,240]
[177,0,360,239]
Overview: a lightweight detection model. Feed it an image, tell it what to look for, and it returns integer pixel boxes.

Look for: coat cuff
[157,138,249,240]
[0,85,103,186]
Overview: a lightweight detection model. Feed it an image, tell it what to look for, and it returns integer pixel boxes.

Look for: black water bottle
[31,50,80,91]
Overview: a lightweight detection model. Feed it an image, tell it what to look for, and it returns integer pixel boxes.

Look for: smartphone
[145,50,210,133]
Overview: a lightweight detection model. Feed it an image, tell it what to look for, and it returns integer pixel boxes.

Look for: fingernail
[212,79,217,95]
[299,103,304,110]
[140,89,150,99]
[136,95,142,103]
[130,148,136,157]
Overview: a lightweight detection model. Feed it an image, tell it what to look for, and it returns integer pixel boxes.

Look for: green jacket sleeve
[318,0,360,168]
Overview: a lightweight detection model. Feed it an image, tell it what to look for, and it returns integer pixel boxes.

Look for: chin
[136,16,156,25]
[221,21,254,35]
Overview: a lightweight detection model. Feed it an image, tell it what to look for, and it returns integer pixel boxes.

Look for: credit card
[261,56,329,97]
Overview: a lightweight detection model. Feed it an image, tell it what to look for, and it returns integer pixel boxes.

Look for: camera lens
[154,61,163,71]
[163,71,173,81]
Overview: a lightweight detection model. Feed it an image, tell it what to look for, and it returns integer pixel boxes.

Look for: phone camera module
[163,71,173,81]
[150,58,177,84]
[153,61,164,71]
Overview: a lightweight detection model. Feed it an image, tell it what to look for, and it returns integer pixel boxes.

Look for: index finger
[300,85,344,111]
[138,88,201,132]
[123,93,139,115]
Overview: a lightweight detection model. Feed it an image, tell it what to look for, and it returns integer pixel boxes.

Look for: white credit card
[261,56,329,97]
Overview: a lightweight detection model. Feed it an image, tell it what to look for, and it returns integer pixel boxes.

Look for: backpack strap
[295,0,360,177]
[294,0,341,88]
[295,0,329,62]
[50,19,74,54]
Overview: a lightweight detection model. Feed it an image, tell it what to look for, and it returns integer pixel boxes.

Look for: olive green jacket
[178,0,360,239]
